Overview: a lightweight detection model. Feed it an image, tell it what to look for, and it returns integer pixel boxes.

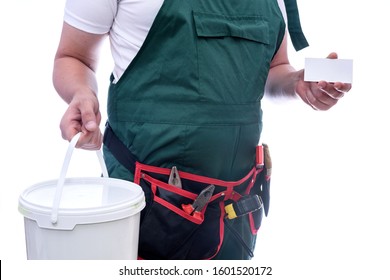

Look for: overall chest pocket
[193,12,273,104]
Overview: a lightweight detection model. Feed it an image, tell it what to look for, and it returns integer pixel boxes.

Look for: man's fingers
[80,99,100,132]
[326,52,338,59]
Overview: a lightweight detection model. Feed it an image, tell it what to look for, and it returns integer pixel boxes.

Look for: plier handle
[182,184,215,220]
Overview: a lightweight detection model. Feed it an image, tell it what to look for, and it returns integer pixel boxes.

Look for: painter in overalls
[101,0,309,259]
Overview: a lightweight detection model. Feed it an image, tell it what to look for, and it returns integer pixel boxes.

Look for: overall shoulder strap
[284,0,309,51]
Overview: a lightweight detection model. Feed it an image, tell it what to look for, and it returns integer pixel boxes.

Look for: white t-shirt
[64,0,285,82]
[64,0,164,82]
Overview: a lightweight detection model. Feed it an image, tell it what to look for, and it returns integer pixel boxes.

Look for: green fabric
[283,0,309,51]
[105,0,286,259]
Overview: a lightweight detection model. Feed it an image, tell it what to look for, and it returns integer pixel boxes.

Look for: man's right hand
[60,92,102,150]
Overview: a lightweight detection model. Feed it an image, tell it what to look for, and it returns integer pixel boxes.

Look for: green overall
[104,0,307,259]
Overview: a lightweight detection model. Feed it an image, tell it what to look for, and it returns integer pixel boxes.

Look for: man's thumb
[84,120,98,132]
[327,52,338,59]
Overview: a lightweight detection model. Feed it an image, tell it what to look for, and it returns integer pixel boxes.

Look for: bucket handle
[51,133,109,224]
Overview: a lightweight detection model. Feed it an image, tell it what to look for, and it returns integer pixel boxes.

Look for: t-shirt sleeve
[64,0,118,34]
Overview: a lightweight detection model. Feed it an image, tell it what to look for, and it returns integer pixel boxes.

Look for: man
[53,0,351,259]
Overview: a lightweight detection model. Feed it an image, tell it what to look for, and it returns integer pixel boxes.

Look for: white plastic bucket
[18,133,145,260]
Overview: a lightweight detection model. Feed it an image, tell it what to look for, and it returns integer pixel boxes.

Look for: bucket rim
[18,177,145,230]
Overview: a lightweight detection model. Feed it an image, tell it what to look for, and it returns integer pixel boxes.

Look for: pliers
[182,184,215,220]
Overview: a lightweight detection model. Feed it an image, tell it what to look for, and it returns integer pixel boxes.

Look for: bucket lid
[18,177,145,230]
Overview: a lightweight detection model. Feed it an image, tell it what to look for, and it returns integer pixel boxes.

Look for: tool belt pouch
[134,162,222,260]
[134,160,269,260]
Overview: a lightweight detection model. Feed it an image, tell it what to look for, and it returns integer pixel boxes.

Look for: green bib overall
[104,0,306,259]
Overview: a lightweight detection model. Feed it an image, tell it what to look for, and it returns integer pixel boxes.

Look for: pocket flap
[193,12,270,44]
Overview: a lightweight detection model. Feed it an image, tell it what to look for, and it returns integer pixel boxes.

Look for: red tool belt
[134,161,267,260]
[104,123,271,260]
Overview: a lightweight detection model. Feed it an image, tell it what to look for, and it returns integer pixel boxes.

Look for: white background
[1,1,389,279]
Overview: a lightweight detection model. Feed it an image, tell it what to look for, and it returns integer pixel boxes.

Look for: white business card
[304,58,353,83]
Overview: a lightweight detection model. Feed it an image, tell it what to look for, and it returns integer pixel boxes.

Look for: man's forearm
[53,56,99,104]
[265,63,301,99]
